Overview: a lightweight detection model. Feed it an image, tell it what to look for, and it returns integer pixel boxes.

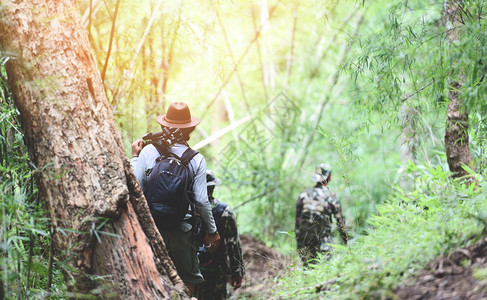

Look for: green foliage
[275,162,487,299]
[344,0,487,119]
[470,112,487,176]
[1,59,66,299]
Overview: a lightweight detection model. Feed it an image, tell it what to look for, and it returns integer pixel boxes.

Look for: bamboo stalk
[24,232,33,300]
[1,203,7,298]
[46,226,54,297]
[15,219,20,300]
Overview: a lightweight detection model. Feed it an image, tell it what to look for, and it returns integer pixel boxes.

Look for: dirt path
[394,235,487,299]
[229,235,289,299]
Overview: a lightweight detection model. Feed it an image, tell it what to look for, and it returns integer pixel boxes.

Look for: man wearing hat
[295,163,348,265]
[193,170,245,300]
[131,102,220,297]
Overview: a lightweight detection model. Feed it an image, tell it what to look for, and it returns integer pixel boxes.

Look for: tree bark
[445,82,474,179]
[0,0,186,298]
[444,0,476,182]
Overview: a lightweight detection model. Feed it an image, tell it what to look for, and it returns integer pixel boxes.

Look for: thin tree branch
[252,4,269,101]
[81,0,101,26]
[234,190,273,210]
[286,3,299,87]
[101,0,114,19]
[101,0,121,82]
[401,80,436,102]
[210,0,251,115]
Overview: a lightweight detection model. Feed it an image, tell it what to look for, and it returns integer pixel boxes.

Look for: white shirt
[130,143,217,234]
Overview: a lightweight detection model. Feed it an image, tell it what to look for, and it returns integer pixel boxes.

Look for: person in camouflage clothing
[295,164,348,265]
[193,170,245,300]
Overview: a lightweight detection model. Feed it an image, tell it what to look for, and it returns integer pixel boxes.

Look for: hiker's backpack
[210,202,229,255]
[144,144,199,231]
[296,188,333,245]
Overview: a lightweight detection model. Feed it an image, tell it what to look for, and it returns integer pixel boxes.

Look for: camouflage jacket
[295,185,348,245]
[203,198,245,278]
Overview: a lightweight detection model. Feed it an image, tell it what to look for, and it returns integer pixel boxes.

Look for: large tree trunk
[444,0,476,182]
[0,1,187,298]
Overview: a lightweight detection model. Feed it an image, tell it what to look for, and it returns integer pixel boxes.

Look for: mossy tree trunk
[444,0,476,182]
[0,0,186,298]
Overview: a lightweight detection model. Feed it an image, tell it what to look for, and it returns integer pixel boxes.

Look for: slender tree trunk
[399,102,418,189]
[400,103,418,164]
[286,3,298,87]
[252,4,269,101]
[0,1,186,298]
[258,0,275,90]
[444,0,476,182]
[145,14,160,134]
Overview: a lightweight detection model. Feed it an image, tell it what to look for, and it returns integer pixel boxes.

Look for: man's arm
[191,155,220,250]
[333,201,348,245]
[131,139,147,190]
[295,193,305,233]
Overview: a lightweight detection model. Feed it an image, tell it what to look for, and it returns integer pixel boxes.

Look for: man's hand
[230,276,242,290]
[132,139,144,157]
[205,231,220,253]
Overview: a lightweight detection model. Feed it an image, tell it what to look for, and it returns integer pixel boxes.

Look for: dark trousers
[193,266,227,300]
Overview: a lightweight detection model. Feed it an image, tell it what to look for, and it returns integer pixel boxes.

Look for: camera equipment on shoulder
[142,129,170,156]
[142,131,165,145]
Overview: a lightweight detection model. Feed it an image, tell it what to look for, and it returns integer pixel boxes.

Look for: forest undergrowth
[274,162,487,299]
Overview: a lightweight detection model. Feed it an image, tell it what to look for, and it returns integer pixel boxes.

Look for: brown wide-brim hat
[156,102,200,128]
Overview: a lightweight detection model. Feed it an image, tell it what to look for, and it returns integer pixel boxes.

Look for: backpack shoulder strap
[153,142,171,158]
[213,202,228,219]
[180,147,199,165]
[212,201,228,232]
